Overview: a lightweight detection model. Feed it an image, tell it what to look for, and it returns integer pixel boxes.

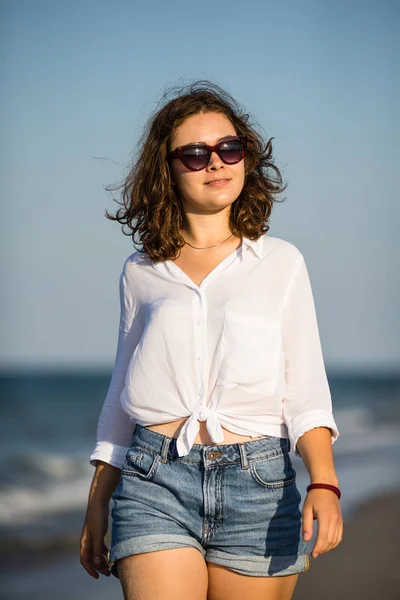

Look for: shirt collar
[130,234,264,264]
[241,235,264,259]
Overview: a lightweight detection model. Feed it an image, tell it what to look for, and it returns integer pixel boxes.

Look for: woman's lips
[206,179,231,187]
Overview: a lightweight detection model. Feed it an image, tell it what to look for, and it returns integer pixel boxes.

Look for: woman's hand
[302,488,343,558]
[80,504,111,578]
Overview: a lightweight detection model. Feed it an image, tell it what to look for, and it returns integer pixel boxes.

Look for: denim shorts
[108,424,310,578]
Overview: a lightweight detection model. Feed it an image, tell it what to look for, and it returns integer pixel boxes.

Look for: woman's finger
[320,513,342,554]
[312,514,331,558]
[302,502,314,542]
[334,516,343,548]
[326,514,339,552]
[92,541,111,577]
[80,542,100,579]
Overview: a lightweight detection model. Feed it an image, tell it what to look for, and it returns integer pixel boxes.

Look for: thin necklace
[184,233,234,249]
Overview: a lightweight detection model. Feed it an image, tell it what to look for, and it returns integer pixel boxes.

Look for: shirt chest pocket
[217,309,282,396]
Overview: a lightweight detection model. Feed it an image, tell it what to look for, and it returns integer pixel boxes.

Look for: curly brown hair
[105,80,286,262]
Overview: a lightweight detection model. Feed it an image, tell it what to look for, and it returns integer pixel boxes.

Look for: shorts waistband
[130,424,291,466]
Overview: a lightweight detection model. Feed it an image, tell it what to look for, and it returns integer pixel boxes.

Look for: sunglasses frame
[167,135,248,171]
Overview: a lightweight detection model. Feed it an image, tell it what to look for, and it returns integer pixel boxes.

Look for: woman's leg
[207,563,299,600]
[117,547,209,600]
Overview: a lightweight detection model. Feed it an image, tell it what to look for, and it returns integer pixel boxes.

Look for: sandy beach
[1,489,399,600]
[294,491,400,600]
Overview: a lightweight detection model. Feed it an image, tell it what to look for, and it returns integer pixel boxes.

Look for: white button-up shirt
[89,234,339,469]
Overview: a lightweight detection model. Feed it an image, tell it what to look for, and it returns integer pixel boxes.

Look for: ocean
[0,370,399,570]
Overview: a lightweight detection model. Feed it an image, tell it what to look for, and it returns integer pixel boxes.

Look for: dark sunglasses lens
[182,146,209,170]
[219,139,244,163]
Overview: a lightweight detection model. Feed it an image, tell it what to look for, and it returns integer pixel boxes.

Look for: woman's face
[168,112,245,215]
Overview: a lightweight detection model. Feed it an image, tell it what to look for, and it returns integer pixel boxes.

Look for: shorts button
[208,451,223,460]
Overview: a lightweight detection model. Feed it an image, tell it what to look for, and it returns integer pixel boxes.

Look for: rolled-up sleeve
[281,253,339,455]
[89,262,142,469]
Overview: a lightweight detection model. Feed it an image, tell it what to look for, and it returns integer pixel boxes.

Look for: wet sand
[294,491,400,599]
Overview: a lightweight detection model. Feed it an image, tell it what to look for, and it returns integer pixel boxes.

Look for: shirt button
[196,320,201,325]
[197,356,201,361]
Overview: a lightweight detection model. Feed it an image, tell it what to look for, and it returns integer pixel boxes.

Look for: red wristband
[306,483,341,500]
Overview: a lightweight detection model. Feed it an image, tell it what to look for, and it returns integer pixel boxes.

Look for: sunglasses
[167,135,248,172]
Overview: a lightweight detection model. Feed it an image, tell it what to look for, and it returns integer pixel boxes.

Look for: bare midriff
[145,417,264,445]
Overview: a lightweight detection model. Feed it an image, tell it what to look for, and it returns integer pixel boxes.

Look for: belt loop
[238,443,249,470]
[160,435,170,463]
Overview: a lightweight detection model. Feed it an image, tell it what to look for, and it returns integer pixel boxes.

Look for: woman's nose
[207,150,224,170]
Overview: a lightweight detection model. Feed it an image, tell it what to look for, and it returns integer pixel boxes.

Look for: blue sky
[1,0,398,371]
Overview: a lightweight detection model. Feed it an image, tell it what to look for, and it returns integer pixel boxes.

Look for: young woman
[80,80,342,600]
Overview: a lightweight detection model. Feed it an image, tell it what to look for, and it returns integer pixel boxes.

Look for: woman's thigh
[117,547,208,600]
[207,563,299,600]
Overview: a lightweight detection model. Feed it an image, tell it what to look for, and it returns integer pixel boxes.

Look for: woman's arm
[81,461,122,579]
[281,252,339,456]
[87,461,122,509]
[281,250,342,559]
[296,426,343,559]
[296,426,338,485]
[89,260,143,471]
[81,261,142,579]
